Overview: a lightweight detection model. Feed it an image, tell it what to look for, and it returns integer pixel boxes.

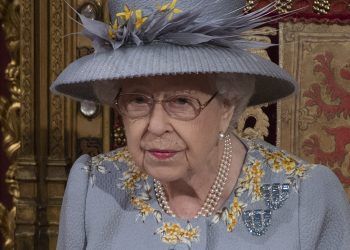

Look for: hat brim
[50,43,297,106]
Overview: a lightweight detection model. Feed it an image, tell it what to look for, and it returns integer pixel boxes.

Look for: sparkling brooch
[261,183,290,210]
[243,183,290,236]
[242,209,272,236]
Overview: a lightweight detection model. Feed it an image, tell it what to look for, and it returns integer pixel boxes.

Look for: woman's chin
[150,173,183,183]
[143,163,186,183]
[141,151,187,182]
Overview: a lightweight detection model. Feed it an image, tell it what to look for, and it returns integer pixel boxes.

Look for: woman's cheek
[123,122,145,168]
[127,141,145,169]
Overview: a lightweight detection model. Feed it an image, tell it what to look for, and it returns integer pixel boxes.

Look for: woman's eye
[131,96,147,104]
[173,97,191,105]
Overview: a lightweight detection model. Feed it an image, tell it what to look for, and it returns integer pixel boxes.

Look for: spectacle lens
[116,92,217,120]
[163,96,200,120]
[117,94,152,118]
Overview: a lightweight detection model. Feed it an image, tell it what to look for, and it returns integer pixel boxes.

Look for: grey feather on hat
[50,0,297,106]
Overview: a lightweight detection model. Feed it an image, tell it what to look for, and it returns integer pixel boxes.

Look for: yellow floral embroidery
[211,140,312,233]
[155,222,199,247]
[119,167,148,192]
[106,147,199,247]
[295,165,307,177]
[282,158,297,175]
[90,139,312,246]
[225,197,247,232]
[112,147,134,164]
[130,196,162,222]
[237,160,265,201]
[212,196,247,232]
[272,161,283,173]
[231,197,246,214]
[259,146,309,180]
[111,148,164,223]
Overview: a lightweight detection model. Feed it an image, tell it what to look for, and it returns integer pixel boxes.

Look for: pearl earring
[218,131,225,140]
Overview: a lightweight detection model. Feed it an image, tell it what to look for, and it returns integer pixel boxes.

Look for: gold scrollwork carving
[21,0,34,156]
[236,106,270,139]
[50,0,65,159]
[0,0,21,249]
[235,27,275,140]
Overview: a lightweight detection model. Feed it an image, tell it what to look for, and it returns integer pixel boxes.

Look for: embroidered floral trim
[87,138,313,245]
[211,140,313,233]
[258,144,312,190]
[212,197,247,232]
[110,149,198,247]
[81,153,111,186]
[155,222,199,247]
[118,167,148,191]
[236,159,265,201]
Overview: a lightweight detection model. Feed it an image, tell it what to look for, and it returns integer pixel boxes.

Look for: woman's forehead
[121,74,216,93]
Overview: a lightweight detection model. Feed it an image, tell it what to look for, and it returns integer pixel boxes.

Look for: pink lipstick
[148,150,177,160]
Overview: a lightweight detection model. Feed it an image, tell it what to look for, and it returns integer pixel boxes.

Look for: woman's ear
[219,100,235,132]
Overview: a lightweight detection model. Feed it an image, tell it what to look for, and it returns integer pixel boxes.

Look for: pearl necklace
[154,135,233,218]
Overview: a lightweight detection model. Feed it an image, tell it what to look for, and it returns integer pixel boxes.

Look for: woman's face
[119,74,235,182]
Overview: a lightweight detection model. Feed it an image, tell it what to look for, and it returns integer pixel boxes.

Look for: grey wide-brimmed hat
[50,0,297,106]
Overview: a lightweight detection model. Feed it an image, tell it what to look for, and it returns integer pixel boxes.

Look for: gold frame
[0,1,110,248]
[0,0,21,248]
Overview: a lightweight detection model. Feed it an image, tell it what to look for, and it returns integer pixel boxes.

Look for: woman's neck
[162,135,247,219]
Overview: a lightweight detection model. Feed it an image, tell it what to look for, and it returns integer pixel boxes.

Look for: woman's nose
[147,103,172,135]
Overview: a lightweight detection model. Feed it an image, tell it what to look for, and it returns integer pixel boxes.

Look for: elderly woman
[52,0,350,249]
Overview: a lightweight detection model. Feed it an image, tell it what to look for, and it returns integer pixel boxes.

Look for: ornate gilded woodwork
[237,106,270,140]
[75,0,111,157]
[17,1,37,248]
[0,0,108,248]
[235,27,277,139]
[49,0,66,160]
[0,0,21,249]
[77,137,102,156]
[278,22,350,198]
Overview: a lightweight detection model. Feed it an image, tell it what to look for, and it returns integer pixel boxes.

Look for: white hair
[93,73,255,129]
[213,73,255,129]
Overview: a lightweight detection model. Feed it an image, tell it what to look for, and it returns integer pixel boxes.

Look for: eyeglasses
[115,91,218,121]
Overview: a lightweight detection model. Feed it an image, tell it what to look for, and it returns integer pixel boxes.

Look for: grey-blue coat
[57,139,350,249]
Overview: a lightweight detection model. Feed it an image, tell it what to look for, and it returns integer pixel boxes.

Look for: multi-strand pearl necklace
[154,135,233,218]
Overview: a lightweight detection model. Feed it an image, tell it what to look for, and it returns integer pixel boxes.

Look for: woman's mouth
[147,149,178,160]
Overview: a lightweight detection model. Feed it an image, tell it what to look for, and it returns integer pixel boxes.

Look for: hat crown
[52,0,297,106]
[108,0,245,22]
